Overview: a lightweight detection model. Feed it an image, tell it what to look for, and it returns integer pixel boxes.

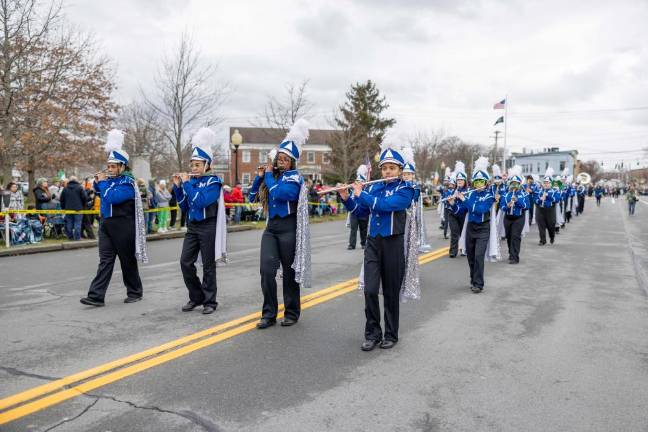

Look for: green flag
[494,116,504,126]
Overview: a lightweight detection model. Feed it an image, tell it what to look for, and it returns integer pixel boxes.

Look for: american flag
[364,153,372,180]
[493,99,506,109]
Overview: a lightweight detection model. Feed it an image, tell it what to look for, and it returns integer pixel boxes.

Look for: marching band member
[576,181,587,215]
[250,119,312,329]
[501,166,528,264]
[565,176,576,224]
[535,168,559,245]
[439,167,452,239]
[339,142,414,351]
[553,174,565,233]
[172,128,226,315]
[445,162,468,258]
[347,164,369,250]
[524,175,538,224]
[457,157,495,293]
[81,130,148,307]
[594,184,604,207]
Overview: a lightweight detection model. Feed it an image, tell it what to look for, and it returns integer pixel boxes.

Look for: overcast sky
[66,0,648,169]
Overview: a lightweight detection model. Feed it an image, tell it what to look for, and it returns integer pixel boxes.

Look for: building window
[537,162,540,172]
[242,173,250,185]
[307,151,315,164]
[560,161,566,171]
[322,152,330,164]
[545,161,549,170]
[242,150,251,163]
[259,150,268,163]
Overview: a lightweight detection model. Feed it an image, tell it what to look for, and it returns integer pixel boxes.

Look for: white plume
[401,145,415,166]
[192,127,217,152]
[284,118,310,153]
[356,164,369,178]
[544,166,554,178]
[454,161,466,175]
[268,148,277,161]
[508,165,522,178]
[567,174,573,183]
[561,167,569,177]
[473,156,490,174]
[492,164,502,177]
[444,167,451,178]
[105,129,124,153]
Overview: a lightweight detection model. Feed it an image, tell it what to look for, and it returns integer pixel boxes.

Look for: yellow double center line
[0,246,449,425]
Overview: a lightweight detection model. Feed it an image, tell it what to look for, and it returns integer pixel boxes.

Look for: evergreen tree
[326,80,395,183]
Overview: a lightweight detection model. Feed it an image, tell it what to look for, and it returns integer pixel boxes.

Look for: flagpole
[503,93,508,168]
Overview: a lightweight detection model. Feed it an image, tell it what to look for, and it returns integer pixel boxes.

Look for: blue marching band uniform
[80,123,591,352]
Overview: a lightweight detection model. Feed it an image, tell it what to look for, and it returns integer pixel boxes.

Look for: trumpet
[317,177,401,195]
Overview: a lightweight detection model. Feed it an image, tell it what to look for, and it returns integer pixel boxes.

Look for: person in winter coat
[60,176,88,241]
[33,179,52,210]
[156,179,172,232]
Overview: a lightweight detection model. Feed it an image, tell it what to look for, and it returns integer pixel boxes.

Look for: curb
[0,225,255,258]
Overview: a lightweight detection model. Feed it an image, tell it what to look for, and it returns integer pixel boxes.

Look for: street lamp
[231,129,243,184]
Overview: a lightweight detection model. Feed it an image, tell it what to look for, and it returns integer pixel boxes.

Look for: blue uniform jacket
[576,185,587,196]
[461,189,495,223]
[342,179,414,238]
[501,190,529,217]
[94,175,136,218]
[594,187,604,197]
[534,188,559,208]
[173,175,222,222]
[249,170,302,219]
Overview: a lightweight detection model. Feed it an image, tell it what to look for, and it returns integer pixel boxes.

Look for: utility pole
[490,131,501,164]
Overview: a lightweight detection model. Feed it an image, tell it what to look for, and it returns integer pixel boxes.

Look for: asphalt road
[1,197,647,432]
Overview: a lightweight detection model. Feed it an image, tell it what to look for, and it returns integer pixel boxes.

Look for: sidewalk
[0,225,254,258]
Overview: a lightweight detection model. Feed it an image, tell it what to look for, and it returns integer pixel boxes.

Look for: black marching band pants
[348,213,368,248]
[504,214,524,263]
[466,220,490,289]
[535,204,556,244]
[577,195,585,215]
[180,217,218,307]
[447,212,466,256]
[260,214,301,321]
[363,234,405,343]
[442,207,449,237]
[88,217,143,301]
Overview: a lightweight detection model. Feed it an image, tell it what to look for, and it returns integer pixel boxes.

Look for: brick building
[227,127,337,185]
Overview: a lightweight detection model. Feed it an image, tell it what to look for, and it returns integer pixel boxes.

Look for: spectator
[60,176,87,241]
[308,180,319,216]
[169,186,178,230]
[627,185,638,216]
[147,179,158,234]
[156,179,172,232]
[223,185,233,221]
[2,182,25,220]
[33,178,52,210]
[81,187,97,239]
[230,182,244,223]
[49,180,62,207]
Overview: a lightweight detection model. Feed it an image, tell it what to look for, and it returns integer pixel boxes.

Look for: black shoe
[280,318,298,327]
[538,241,546,246]
[80,297,105,307]
[471,286,483,293]
[361,244,366,249]
[361,339,382,351]
[202,305,217,314]
[509,259,519,264]
[182,301,200,312]
[380,340,397,349]
[124,296,142,304]
[449,254,456,258]
[347,245,355,250]
[550,238,555,244]
[256,318,276,329]
[444,236,449,240]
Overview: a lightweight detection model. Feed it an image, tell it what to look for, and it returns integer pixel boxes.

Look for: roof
[229,127,339,145]
[511,149,578,158]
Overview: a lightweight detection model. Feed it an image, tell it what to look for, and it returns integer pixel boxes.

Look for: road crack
[0,366,59,381]
[87,392,225,432]
[42,398,99,432]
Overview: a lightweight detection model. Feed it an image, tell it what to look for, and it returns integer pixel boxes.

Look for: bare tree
[144,33,227,171]
[255,79,314,133]
[119,102,178,178]
[409,130,445,182]
[0,0,63,182]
